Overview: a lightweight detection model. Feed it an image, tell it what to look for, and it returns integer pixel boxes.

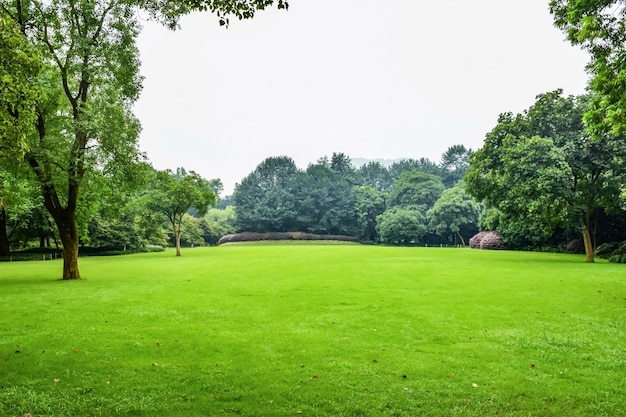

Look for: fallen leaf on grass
[472,383,478,388]
[311,375,319,380]
[53,378,60,383]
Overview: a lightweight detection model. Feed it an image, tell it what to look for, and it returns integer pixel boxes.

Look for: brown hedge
[218,232,358,245]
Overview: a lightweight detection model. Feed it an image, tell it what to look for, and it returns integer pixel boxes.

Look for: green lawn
[0,245,624,416]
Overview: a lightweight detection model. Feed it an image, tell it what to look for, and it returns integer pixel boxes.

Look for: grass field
[0,245,624,416]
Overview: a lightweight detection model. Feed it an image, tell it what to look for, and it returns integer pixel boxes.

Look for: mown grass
[0,245,624,416]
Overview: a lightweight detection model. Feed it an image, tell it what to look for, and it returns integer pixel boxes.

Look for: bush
[469,231,504,250]
[566,239,585,254]
[595,242,620,259]
[469,231,488,249]
[479,231,505,250]
[218,232,358,245]
[609,254,626,263]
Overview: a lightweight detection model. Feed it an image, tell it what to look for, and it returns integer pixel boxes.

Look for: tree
[550,0,626,137]
[0,0,145,278]
[387,170,445,209]
[376,207,427,245]
[466,91,626,262]
[145,168,217,256]
[389,158,442,181]
[353,185,386,242]
[440,144,472,188]
[233,156,300,232]
[294,162,358,236]
[427,182,480,246]
[356,161,393,192]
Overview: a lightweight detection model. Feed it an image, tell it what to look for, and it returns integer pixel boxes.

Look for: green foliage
[0,11,42,159]
[201,206,237,245]
[145,168,217,255]
[427,182,480,246]
[550,0,626,137]
[233,156,300,232]
[466,90,626,259]
[352,185,386,242]
[376,206,427,244]
[387,170,445,209]
[440,144,473,188]
[133,0,289,28]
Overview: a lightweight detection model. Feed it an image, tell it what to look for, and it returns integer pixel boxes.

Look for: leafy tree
[440,145,472,188]
[550,0,626,137]
[466,91,626,261]
[427,182,480,246]
[353,185,386,242]
[389,158,442,181]
[295,162,358,236]
[356,161,393,192]
[145,168,217,256]
[376,207,427,245]
[233,156,300,232]
[387,170,445,209]
[0,1,145,278]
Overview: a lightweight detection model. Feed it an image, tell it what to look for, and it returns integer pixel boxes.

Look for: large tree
[0,0,288,279]
[466,90,626,262]
[233,156,300,232]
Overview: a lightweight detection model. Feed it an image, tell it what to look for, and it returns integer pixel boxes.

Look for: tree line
[3,0,626,280]
[232,147,478,245]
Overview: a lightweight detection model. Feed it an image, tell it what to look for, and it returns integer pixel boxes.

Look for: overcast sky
[134,0,590,195]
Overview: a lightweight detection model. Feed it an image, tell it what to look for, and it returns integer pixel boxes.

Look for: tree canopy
[145,168,218,256]
[551,0,626,136]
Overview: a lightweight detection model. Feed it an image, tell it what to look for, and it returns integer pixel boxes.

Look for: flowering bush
[469,231,505,250]
[469,231,489,249]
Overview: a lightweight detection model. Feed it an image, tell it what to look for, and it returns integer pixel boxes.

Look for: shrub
[566,239,585,254]
[479,231,505,250]
[218,232,358,245]
[469,231,489,249]
[469,231,505,250]
[595,242,620,259]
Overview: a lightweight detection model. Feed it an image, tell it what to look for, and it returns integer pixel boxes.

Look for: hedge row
[218,232,358,245]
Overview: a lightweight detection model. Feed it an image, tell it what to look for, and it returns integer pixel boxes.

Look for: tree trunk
[456,232,466,247]
[56,212,81,279]
[580,215,594,263]
[175,230,181,256]
[0,207,10,257]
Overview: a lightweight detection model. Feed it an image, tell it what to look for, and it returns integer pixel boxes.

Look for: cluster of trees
[465,90,626,262]
[231,146,480,246]
[0,0,288,279]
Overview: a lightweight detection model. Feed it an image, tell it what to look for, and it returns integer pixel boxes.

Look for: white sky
[134,0,590,195]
